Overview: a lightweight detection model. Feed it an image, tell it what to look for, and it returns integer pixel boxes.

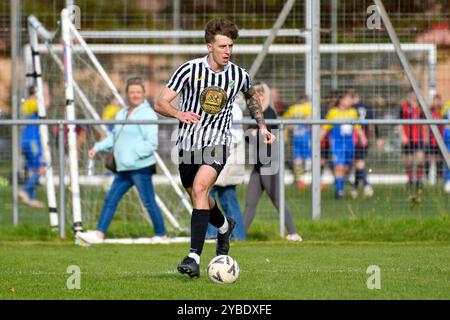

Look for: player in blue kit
[320,91,367,199]
[283,96,312,189]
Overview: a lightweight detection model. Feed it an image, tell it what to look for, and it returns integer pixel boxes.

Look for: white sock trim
[218,218,229,234]
[188,253,200,264]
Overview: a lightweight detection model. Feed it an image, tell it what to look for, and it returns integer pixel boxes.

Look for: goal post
[27,18,59,230]
[61,9,83,232]
[68,22,194,215]
[27,13,190,236]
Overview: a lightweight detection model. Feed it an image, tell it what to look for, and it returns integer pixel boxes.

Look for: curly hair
[204,18,239,43]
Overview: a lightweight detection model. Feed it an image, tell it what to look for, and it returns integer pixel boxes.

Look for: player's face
[339,94,353,109]
[127,84,145,107]
[409,92,418,106]
[207,35,234,67]
[433,96,442,107]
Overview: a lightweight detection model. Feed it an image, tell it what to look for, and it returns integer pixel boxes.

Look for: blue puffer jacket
[94,100,159,172]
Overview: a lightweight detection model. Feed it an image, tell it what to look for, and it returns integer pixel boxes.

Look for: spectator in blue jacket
[76,77,167,244]
[19,87,45,208]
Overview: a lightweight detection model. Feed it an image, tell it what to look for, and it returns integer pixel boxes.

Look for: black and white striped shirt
[167,56,251,151]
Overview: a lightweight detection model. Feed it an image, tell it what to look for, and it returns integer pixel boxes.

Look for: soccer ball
[207,255,240,284]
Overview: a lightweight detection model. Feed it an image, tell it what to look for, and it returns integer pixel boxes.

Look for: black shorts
[321,147,330,161]
[402,142,425,155]
[354,145,369,160]
[178,144,229,189]
[426,145,441,155]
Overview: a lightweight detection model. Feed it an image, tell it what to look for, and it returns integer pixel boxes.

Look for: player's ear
[206,42,213,53]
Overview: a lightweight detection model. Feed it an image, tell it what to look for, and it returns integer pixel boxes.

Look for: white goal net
[26,11,437,238]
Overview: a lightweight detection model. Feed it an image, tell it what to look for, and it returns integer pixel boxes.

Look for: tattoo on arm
[244,87,266,127]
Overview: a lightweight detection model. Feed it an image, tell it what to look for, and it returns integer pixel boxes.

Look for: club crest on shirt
[229,80,235,89]
[200,85,228,115]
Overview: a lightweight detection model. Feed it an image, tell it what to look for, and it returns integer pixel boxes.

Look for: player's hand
[401,135,409,145]
[260,127,276,144]
[88,148,96,159]
[360,135,368,147]
[38,167,46,176]
[176,111,200,124]
[376,138,384,149]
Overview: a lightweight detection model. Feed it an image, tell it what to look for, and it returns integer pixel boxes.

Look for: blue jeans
[22,169,40,200]
[97,166,166,236]
[206,186,246,240]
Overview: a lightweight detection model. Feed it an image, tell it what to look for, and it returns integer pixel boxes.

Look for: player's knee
[192,183,209,200]
[417,153,425,163]
[334,165,344,176]
[356,161,365,170]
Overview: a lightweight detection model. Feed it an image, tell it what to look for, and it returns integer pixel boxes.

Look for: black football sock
[189,209,211,257]
[209,202,225,228]
[362,168,369,186]
[355,169,366,187]
[437,161,443,180]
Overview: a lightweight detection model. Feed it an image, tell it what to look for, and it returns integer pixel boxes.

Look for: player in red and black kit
[425,94,445,184]
[399,91,429,190]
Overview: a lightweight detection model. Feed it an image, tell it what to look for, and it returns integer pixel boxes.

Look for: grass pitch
[1,241,449,300]
[0,183,449,300]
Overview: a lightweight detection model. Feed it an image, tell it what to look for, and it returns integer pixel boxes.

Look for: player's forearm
[244,88,266,128]
[423,127,430,144]
[155,99,181,119]
[357,128,366,141]
[319,128,328,141]
[399,125,406,140]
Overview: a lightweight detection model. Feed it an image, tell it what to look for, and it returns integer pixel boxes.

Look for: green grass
[1,215,450,242]
[1,184,449,242]
[0,241,449,300]
[1,182,449,300]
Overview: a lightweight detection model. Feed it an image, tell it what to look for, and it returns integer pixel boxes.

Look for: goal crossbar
[36,43,436,55]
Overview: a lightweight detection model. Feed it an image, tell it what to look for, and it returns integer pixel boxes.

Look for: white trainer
[350,188,358,199]
[151,235,170,244]
[445,181,450,194]
[18,190,30,204]
[29,199,44,208]
[286,233,303,242]
[363,185,374,197]
[76,230,104,244]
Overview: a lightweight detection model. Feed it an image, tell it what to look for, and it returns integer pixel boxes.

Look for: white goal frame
[32,42,437,104]
[26,12,192,234]
[24,11,440,231]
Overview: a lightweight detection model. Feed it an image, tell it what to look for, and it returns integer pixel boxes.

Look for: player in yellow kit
[283,96,312,189]
[320,91,367,199]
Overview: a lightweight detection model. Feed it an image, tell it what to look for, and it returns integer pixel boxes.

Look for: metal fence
[1,0,450,239]
[1,117,449,239]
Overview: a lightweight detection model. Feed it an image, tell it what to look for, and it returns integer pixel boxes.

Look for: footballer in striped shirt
[155,17,275,279]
